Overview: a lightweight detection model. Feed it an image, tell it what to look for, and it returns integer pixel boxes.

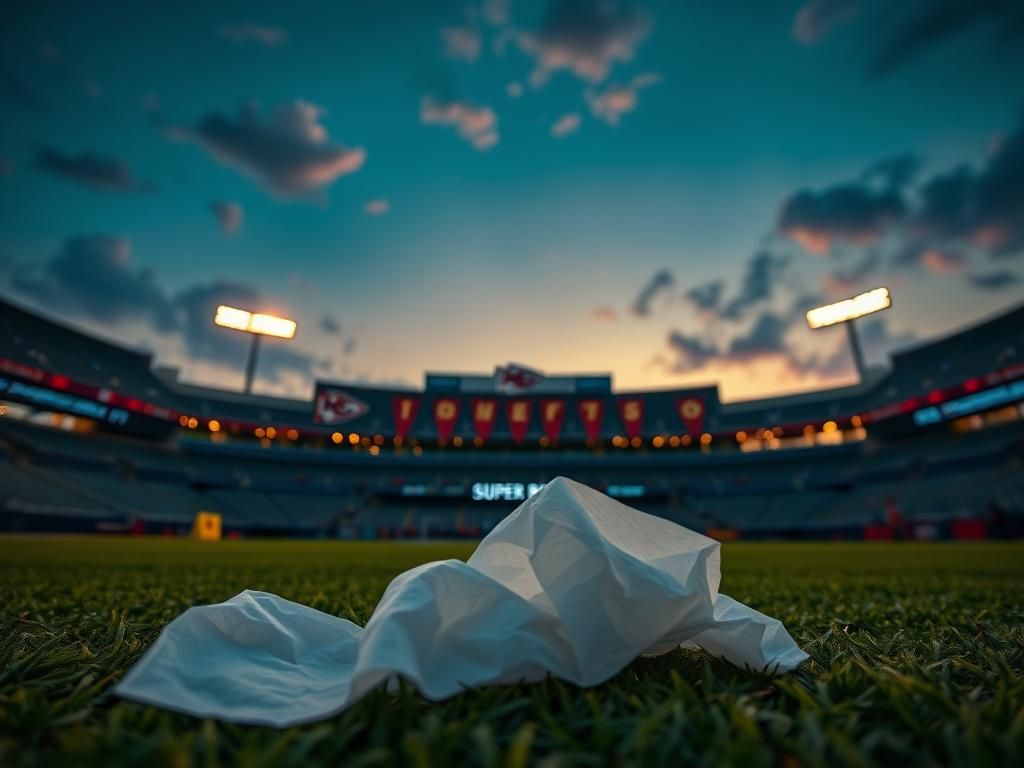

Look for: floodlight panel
[215,305,251,331]
[250,313,297,339]
[806,287,891,329]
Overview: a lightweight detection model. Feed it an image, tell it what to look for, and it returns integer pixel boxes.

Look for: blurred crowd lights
[214,305,297,339]
[806,287,891,329]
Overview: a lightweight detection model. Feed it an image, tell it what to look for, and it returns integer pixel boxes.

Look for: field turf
[1,537,1022,767]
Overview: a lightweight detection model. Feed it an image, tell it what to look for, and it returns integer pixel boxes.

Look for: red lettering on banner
[506,399,532,443]
[578,399,604,440]
[676,396,705,436]
[433,397,460,441]
[392,396,420,438]
[540,399,565,442]
[472,399,497,442]
[617,398,643,438]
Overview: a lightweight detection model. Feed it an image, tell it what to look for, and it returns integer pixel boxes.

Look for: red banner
[540,399,566,442]
[578,399,604,440]
[617,398,644,438]
[676,396,705,436]
[471,398,497,442]
[433,397,460,441]
[392,396,420,438]
[506,399,532,443]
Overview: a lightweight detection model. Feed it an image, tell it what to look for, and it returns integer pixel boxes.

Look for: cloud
[167,101,365,200]
[420,98,499,150]
[868,0,1024,78]
[34,148,145,192]
[792,0,859,44]
[219,23,289,47]
[442,25,482,61]
[912,111,1024,258]
[506,82,524,98]
[727,312,790,360]
[590,306,618,321]
[482,0,510,26]
[719,251,790,321]
[8,235,319,385]
[822,251,881,293]
[966,269,1021,291]
[211,201,243,234]
[365,198,390,215]
[343,337,357,355]
[665,330,718,371]
[630,269,674,317]
[11,235,176,331]
[683,280,724,313]
[513,0,652,86]
[550,113,581,138]
[320,314,342,335]
[587,72,661,126]
[778,179,906,254]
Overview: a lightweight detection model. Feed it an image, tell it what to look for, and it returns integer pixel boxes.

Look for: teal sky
[1,0,1022,400]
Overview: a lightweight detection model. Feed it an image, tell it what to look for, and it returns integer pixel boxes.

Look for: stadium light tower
[214,305,297,394]
[806,287,891,382]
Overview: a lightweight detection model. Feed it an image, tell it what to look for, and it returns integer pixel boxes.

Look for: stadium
[4,1,1024,764]
[2,295,1022,541]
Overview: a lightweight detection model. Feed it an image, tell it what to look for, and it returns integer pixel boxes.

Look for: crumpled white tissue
[116,476,807,726]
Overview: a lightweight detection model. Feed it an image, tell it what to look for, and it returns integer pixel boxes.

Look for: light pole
[214,305,297,394]
[806,287,892,383]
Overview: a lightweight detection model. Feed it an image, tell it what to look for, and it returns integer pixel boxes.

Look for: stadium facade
[1,296,1022,540]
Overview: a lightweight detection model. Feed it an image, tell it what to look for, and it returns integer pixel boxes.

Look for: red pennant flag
[471,398,497,442]
[433,397,460,441]
[392,396,420,438]
[506,399,532,443]
[578,399,604,441]
[617,398,644,438]
[676,396,705,436]
[540,399,566,442]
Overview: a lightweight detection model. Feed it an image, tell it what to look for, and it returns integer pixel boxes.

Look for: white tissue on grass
[115,476,808,726]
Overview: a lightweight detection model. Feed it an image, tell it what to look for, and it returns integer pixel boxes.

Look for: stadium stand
[1,296,1022,539]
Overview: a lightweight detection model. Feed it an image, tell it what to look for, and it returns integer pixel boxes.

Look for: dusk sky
[1,0,1022,401]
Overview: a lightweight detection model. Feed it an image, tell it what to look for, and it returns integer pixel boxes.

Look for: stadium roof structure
[1,295,1022,444]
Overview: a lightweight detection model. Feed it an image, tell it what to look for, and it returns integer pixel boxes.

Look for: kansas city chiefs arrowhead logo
[314,388,370,425]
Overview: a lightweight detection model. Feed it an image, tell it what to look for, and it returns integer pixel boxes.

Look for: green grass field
[1,537,1022,767]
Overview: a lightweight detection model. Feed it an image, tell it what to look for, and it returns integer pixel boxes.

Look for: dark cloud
[211,201,243,234]
[912,111,1024,257]
[630,269,675,317]
[683,280,724,313]
[792,0,860,45]
[11,236,176,330]
[343,337,357,355]
[869,0,1024,78]
[320,314,341,335]
[513,0,652,86]
[857,316,917,358]
[219,23,289,47]
[34,148,145,192]
[719,251,790,321]
[823,251,880,292]
[9,235,316,384]
[778,181,906,254]
[167,101,365,200]
[727,312,790,360]
[966,270,1021,291]
[1,64,49,115]
[665,331,718,371]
